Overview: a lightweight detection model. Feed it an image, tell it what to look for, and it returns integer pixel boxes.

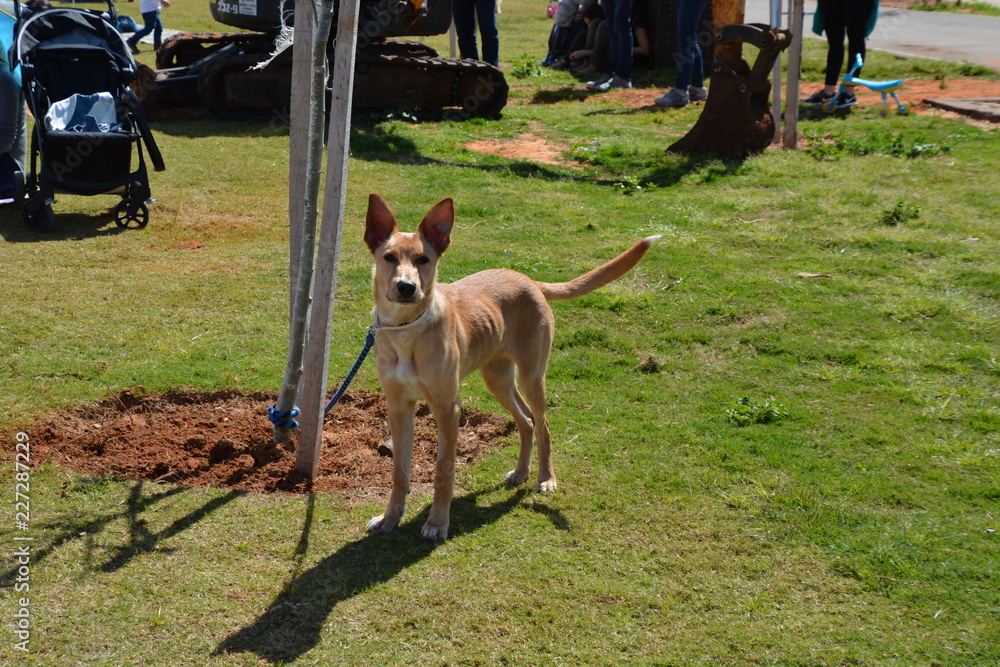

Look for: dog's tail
[535,235,662,301]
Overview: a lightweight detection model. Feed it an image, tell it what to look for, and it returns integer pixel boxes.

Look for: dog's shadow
[215,484,562,662]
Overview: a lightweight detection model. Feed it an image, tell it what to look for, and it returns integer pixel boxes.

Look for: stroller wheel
[22,199,55,233]
[114,200,150,229]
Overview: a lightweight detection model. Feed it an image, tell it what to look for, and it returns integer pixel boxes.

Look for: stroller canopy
[11,5,134,80]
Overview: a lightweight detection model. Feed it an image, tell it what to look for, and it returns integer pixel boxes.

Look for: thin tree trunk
[272,0,335,444]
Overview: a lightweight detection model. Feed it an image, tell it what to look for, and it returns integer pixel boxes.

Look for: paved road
[745,0,1000,70]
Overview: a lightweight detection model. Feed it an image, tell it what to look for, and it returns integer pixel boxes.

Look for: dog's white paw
[537,478,558,493]
[366,514,399,533]
[504,469,528,486]
[420,521,448,541]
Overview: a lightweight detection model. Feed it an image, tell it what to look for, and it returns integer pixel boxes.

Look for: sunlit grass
[1,0,998,665]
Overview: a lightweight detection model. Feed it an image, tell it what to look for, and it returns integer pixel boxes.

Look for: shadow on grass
[639,153,748,188]
[142,115,287,139]
[146,105,496,140]
[0,206,134,243]
[347,109,750,188]
[215,484,563,663]
[0,481,245,585]
[100,483,247,573]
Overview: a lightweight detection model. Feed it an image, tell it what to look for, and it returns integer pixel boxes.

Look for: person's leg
[658,0,709,106]
[128,10,157,49]
[475,0,499,66]
[836,0,873,106]
[592,19,610,72]
[844,0,874,76]
[585,17,603,50]
[610,0,634,80]
[818,0,847,89]
[601,0,619,76]
[691,0,711,88]
[545,24,561,62]
[568,24,588,54]
[673,0,707,89]
[558,19,584,59]
[152,10,164,50]
[452,0,480,61]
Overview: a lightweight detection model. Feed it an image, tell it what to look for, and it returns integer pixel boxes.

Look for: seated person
[564,0,648,77]
[544,0,586,66]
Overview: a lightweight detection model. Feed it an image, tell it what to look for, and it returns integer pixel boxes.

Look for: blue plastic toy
[823,54,909,117]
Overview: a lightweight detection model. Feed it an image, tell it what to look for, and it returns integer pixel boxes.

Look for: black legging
[817,0,875,86]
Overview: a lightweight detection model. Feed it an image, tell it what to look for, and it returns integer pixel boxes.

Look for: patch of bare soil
[27,389,514,499]
[570,80,1000,119]
[477,79,999,164]
[463,133,571,166]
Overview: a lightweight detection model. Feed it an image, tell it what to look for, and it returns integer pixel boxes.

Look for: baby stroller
[9,0,164,232]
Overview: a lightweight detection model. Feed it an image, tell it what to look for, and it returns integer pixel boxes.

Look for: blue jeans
[601,0,634,80]
[452,0,499,66]
[674,0,711,89]
[131,10,164,49]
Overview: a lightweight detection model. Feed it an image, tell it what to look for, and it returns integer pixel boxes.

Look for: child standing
[801,0,879,109]
[126,0,171,54]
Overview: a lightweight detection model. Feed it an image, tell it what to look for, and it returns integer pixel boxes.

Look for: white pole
[771,0,782,144]
[782,0,803,150]
[294,0,361,479]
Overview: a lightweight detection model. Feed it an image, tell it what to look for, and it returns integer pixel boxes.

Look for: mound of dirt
[27,389,514,498]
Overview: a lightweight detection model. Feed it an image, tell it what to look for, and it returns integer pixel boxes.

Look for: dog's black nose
[395,280,417,298]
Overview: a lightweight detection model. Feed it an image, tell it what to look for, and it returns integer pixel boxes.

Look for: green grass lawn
[1,0,998,664]
[907,0,1000,17]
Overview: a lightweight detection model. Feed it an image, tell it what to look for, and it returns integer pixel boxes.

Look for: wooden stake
[783,0,804,150]
[294,0,361,479]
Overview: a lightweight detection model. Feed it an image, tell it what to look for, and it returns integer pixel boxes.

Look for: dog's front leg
[367,398,416,533]
[421,397,461,541]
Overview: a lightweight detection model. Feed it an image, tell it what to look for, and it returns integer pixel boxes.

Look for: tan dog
[363,194,660,540]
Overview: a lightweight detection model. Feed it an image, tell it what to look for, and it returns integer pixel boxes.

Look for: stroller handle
[14,0,118,25]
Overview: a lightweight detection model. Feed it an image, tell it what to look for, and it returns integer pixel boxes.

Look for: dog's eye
[383,253,397,264]
[416,256,430,266]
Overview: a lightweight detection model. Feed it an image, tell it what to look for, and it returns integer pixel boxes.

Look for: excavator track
[157,31,272,69]
[160,36,508,120]
[354,44,509,118]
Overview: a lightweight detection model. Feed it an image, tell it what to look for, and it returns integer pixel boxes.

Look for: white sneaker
[687,85,708,102]
[594,75,632,92]
[655,88,689,108]
[586,74,614,90]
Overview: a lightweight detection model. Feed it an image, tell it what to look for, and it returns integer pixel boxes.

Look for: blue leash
[267,324,377,428]
[323,325,377,415]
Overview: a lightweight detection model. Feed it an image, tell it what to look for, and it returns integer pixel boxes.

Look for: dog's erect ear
[364,194,398,252]
[418,198,454,256]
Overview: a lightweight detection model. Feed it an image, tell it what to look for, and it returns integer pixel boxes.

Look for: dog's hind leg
[481,358,537,487]
[519,369,556,492]
[367,398,416,533]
